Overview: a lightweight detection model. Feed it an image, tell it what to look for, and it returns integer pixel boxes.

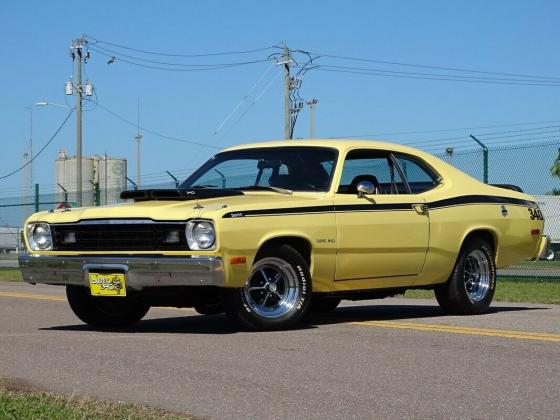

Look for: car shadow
[41,313,243,335]
[305,303,546,327]
[41,302,546,335]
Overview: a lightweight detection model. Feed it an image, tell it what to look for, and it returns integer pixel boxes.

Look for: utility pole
[283,45,291,139]
[135,98,142,187]
[307,99,318,138]
[69,36,90,207]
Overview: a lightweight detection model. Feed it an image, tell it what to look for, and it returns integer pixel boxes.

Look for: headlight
[26,223,53,251]
[186,220,215,250]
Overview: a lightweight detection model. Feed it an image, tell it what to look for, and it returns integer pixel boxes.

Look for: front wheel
[224,244,312,330]
[435,238,496,315]
[66,285,150,327]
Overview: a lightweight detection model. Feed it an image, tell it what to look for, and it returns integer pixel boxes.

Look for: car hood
[26,192,331,224]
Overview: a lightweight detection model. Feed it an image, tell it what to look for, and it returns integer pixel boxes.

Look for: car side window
[338,150,406,194]
[395,155,438,193]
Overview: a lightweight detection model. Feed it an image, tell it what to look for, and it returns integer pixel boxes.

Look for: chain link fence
[2,140,560,279]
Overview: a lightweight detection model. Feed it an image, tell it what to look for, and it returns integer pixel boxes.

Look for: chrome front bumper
[18,254,225,290]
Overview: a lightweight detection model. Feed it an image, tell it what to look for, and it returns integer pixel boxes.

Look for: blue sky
[1,0,560,199]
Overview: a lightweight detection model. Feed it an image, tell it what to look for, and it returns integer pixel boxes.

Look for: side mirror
[356,181,375,197]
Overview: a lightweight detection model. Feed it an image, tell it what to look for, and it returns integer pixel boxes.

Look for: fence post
[57,183,69,206]
[166,171,180,188]
[126,177,138,191]
[469,134,489,184]
[34,184,39,212]
[95,182,100,206]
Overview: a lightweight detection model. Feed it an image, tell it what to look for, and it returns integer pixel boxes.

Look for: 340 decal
[528,208,544,220]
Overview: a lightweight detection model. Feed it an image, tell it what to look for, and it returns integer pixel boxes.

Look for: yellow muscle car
[19,140,549,330]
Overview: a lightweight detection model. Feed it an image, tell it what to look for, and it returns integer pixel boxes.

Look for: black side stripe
[222,195,536,218]
[429,195,533,209]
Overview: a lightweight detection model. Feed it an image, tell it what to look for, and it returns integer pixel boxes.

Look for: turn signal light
[230,256,246,265]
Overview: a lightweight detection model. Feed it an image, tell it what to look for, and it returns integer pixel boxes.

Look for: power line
[315,67,560,87]
[213,63,276,135]
[0,110,74,181]
[469,128,560,142]
[85,34,281,58]
[90,44,271,68]
[85,98,220,149]
[404,126,560,147]
[318,64,560,85]
[308,51,560,81]
[422,135,560,152]
[224,70,282,135]
[327,119,560,139]
[89,46,269,72]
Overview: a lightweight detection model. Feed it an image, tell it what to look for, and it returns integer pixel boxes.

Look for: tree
[550,147,560,177]
[548,148,560,195]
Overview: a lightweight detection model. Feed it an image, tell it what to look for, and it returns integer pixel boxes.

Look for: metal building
[95,155,127,205]
[0,227,19,253]
[55,149,95,206]
[55,150,127,207]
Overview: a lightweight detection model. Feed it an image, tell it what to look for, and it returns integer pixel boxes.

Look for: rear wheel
[66,285,149,327]
[435,238,496,315]
[224,244,312,330]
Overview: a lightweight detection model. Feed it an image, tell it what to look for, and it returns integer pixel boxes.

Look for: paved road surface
[0,282,559,419]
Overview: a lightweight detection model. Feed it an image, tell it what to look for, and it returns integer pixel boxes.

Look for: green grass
[506,260,560,270]
[0,389,193,420]
[0,268,22,282]
[405,281,560,305]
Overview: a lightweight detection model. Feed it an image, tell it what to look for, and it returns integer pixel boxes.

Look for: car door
[334,149,430,281]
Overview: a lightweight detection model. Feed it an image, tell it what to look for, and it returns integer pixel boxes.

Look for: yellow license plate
[89,273,126,297]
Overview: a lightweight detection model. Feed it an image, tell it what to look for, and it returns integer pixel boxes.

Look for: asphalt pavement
[0,282,559,419]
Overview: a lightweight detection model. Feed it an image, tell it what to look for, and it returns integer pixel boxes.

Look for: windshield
[181,146,338,192]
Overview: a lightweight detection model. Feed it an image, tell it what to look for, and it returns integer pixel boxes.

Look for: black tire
[224,244,312,331]
[194,303,224,315]
[310,296,341,313]
[435,238,496,315]
[66,285,150,327]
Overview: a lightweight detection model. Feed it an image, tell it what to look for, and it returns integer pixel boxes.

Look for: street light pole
[34,101,73,207]
[135,98,142,187]
[26,106,33,189]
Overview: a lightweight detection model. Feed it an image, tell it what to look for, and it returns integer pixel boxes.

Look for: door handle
[412,204,429,215]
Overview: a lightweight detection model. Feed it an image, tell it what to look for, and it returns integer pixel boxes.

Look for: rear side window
[395,156,438,193]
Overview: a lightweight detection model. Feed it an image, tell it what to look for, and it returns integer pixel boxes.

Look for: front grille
[51,220,188,251]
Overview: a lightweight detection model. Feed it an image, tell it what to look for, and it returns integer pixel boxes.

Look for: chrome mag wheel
[243,257,300,319]
[463,249,491,302]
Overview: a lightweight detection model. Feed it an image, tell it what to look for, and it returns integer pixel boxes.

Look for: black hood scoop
[120,188,244,201]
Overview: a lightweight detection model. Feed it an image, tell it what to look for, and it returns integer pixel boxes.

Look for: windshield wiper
[235,185,293,195]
